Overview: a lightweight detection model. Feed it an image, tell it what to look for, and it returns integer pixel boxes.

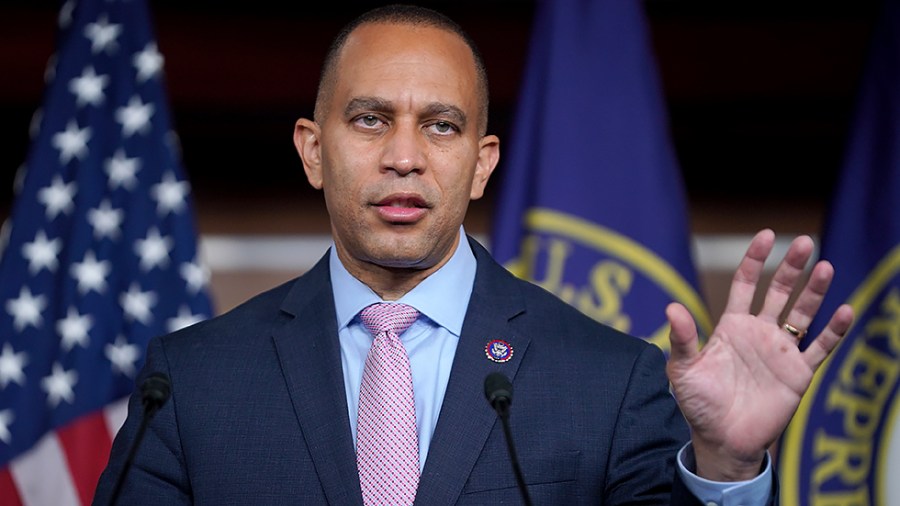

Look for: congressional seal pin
[484,339,513,363]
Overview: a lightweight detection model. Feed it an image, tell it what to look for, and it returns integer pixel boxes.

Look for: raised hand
[665,229,854,481]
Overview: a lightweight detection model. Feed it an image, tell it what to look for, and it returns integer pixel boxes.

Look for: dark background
[0,1,884,236]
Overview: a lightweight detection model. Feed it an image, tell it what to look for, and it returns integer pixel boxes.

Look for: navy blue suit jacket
[94,237,711,505]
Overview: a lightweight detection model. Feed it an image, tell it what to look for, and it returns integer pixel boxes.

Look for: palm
[666,229,853,480]
[670,312,811,456]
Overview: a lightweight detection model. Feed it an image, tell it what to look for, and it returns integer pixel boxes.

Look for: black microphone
[108,372,171,506]
[484,372,533,506]
[139,372,171,418]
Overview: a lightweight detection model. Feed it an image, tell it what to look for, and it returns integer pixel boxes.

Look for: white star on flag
[0,343,28,389]
[120,283,157,325]
[87,199,124,240]
[167,305,206,332]
[0,410,13,444]
[116,95,155,137]
[152,172,189,215]
[57,307,93,351]
[51,120,91,164]
[6,287,47,332]
[133,42,164,82]
[37,175,77,219]
[22,230,62,274]
[69,65,109,107]
[71,250,111,294]
[105,336,141,378]
[105,148,141,190]
[135,227,173,271]
[41,363,78,408]
[181,261,210,294]
[84,15,121,54]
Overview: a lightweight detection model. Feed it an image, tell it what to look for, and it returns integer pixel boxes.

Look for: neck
[357,269,430,301]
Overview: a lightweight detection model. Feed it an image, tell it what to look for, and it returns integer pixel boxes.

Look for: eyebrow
[421,103,468,130]
[344,97,391,118]
[343,96,468,130]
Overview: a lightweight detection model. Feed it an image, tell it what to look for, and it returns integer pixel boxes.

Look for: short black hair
[314,4,490,135]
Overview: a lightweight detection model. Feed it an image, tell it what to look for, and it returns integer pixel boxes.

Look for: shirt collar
[329,226,476,336]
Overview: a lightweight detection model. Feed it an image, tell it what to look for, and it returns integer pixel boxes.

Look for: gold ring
[782,322,806,339]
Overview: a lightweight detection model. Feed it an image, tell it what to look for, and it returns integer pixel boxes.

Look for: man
[93,4,853,505]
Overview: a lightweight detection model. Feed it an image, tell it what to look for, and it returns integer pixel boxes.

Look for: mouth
[371,193,430,223]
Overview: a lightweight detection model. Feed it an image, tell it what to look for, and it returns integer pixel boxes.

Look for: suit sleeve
[601,343,701,505]
[92,336,191,505]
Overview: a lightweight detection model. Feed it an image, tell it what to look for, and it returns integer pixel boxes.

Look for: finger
[778,260,835,339]
[666,302,700,365]
[722,229,776,316]
[758,235,816,323]
[802,303,854,369]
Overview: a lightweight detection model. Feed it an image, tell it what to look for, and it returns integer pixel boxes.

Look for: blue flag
[0,0,213,504]
[777,1,900,504]
[490,0,711,352]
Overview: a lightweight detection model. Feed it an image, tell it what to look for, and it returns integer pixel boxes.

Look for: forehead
[330,22,479,111]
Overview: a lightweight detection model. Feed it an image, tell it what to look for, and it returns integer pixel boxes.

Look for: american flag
[0,0,214,504]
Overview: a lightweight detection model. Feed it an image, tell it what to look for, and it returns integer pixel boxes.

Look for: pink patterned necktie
[357,302,420,506]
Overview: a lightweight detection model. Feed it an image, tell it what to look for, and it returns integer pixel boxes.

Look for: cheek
[323,176,363,221]
[445,154,480,198]
[439,172,477,217]
[320,157,364,219]
[321,149,363,193]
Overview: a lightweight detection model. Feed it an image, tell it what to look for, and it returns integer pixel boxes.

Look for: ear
[470,134,500,200]
[294,118,324,189]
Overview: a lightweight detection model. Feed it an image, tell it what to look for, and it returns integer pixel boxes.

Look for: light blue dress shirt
[330,228,474,472]
[329,226,771,504]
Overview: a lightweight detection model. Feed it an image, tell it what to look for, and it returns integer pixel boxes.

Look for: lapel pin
[485,339,513,363]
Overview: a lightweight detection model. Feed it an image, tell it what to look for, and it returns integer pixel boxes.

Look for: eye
[355,114,383,128]
[429,121,457,135]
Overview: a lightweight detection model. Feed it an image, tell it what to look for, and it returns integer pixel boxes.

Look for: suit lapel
[271,253,364,506]
[415,238,531,505]
[270,240,532,506]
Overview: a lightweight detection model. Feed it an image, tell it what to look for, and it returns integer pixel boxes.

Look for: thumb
[666,302,700,366]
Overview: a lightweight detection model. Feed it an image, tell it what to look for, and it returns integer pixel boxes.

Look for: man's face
[297,22,499,278]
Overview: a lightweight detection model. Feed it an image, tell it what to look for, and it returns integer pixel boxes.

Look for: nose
[380,119,426,176]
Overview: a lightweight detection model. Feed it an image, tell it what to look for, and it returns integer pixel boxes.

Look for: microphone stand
[485,372,534,506]
[108,372,171,506]
[108,408,152,506]
[494,396,534,506]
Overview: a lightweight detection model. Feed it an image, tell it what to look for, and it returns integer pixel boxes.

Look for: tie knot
[360,302,419,337]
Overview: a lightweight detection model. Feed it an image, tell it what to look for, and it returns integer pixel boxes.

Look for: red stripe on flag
[0,467,24,506]
[56,411,113,506]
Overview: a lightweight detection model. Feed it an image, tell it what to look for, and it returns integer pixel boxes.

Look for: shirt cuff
[676,442,773,506]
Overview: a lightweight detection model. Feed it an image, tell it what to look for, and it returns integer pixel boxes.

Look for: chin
[365,244,435,270]
[358,230,450,269]
[371,253,433,270]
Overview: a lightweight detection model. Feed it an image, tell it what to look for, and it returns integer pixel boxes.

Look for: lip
[371,193,429,223]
